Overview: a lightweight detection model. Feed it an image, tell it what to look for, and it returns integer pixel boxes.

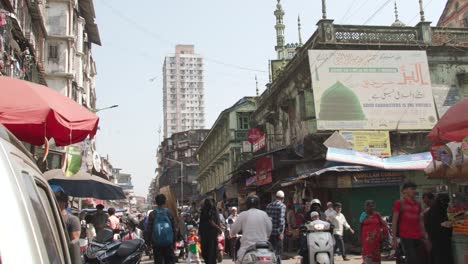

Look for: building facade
[437,0,468,28]
[157,129,209,204]
[0,0,48,84]
[111,169,136,213]
[44,0,101,109]
[163,45,205,139]
[235,1,468,240]
[196,97,257,200]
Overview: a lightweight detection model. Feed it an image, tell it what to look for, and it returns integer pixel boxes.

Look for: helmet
[246,195,260,210]
[311,198,321,206]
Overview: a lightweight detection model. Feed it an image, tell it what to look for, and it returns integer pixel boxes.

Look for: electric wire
[99,1,268,74]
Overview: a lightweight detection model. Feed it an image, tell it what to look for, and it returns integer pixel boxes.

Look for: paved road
[140,254,395,264]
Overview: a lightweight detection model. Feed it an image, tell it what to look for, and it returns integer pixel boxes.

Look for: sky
[92,0,447,197]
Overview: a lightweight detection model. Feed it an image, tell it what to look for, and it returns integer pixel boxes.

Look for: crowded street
[1,0,468,264]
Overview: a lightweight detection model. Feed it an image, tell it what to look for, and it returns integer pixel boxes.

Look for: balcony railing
[334,25,419,44]
[432,27,468,45]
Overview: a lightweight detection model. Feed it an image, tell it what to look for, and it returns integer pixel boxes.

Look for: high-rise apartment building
[163,45,205,138]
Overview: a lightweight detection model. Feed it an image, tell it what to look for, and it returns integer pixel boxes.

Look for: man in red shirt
[392,181,428,264]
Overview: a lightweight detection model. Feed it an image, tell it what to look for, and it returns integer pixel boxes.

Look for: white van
[0,125,80,263]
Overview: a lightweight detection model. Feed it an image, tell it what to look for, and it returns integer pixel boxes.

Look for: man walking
[92,204,108,235]
[145,194,178,264]
[330,203,354,261]
[54,189,81,241]
[266,190,286,264]
[226,207,239,258]
[392,181,428,264]
[325,201,337,221]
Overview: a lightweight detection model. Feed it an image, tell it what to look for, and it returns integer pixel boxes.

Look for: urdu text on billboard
[308,50,438,130]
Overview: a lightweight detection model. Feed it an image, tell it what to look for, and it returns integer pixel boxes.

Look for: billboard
[339,130,391,157]
[308,50,438,130]
[256,156,273,186]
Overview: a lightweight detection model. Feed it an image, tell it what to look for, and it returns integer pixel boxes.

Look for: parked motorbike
[84,228,146,264]
[381,216,396,261]
[174,239,185,262]
[240,241,277,264]
[299,222,334,264]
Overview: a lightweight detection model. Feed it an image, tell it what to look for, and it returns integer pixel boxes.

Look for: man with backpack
[392,181,428,264]
[145,194,178,264]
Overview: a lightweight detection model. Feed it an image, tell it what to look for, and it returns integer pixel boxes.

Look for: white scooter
[300,221,334,264]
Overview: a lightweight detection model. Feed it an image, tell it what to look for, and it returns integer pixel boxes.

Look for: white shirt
[230,209,272,263]
[325,208,337,221]
[226,214,238,232]
[330,213,351,236]
[307,219,331,230]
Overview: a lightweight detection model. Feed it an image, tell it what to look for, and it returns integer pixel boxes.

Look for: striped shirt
[266,200,286,236]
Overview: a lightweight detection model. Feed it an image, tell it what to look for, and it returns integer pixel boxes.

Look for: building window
[48,44,58,60]
[464,12,468,28]
[237,112,250,130]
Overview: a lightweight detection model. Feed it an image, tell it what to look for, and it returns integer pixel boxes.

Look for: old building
[157,129,209,204]
[45,0,101,109]
[438,0,468,28]
[196,97,257,205]
[232,0,468,237]
[163,45,205,139]
[0,0,48,84]
[111,169,136,213]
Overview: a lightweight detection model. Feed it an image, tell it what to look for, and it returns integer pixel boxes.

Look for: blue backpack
[152,208,174,247]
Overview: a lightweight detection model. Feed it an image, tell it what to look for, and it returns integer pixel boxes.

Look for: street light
[92,104,119,113]
[166,158,185,206]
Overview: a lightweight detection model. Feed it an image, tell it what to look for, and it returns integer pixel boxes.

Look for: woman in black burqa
[426,193,454,264]
[199,198,223,264]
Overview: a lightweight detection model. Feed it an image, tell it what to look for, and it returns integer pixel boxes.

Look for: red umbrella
[428,97,468,143]
[0,77,99,146]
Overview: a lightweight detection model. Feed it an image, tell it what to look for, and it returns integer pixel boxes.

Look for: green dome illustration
[319,81,366,120]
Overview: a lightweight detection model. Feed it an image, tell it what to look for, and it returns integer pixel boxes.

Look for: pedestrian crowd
[53,179,455,264]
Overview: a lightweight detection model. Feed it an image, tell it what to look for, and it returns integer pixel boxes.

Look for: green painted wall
[332,186,400,244]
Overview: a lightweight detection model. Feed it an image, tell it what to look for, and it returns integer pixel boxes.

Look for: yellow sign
[339,131,391,157]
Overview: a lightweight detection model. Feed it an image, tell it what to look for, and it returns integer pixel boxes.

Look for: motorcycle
[174,239,185,262]
[84,228,146,264]
[299,222,334,264]
[240,241,277,264]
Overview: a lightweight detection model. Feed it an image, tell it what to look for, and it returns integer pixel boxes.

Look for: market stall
[425,97,468,264]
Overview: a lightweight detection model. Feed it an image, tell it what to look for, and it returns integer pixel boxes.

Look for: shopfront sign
[256,156,273,186]
[338,171,404,188]
[247,128,263,144]
[339,131,391,157]
[308,50,437,130]
[253,134,266,152]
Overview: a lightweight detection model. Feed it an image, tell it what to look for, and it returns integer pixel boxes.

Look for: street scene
[0,0,468,264]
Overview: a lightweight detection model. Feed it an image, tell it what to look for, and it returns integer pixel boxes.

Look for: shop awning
[281,162,379,187]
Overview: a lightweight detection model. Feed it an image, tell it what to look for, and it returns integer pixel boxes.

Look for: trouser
[269,235,283,264]
[187,252,201,264]
[334,234,346,257]
[153,246,175,264]
[229,237,237,259]
[400,238,428,264]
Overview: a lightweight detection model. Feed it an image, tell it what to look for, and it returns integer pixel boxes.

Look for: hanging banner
[65,145,82,176]
[308,50,437,130]
[339,131,391,157]
[326,147,432,170]
[256,156,273,186]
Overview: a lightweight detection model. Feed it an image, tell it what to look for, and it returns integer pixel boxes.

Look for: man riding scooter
[230,195,274,264]
[299,212,334,264]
